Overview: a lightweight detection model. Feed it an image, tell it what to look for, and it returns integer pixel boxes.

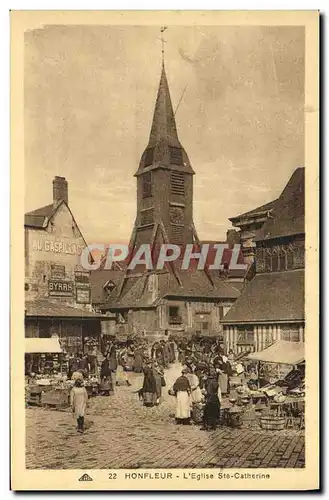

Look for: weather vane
[159,26,168,64]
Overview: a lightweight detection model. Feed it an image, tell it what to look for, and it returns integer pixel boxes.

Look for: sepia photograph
[11,10,319,491]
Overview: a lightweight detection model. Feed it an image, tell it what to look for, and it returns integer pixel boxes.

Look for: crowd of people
[68,334,239,433]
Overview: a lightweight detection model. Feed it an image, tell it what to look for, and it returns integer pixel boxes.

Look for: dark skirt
[203,395,221,428]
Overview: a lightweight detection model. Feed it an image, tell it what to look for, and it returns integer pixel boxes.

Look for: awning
[247,340,304,365]
[25,337,62,354]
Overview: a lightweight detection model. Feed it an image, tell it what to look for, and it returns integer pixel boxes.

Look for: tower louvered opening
[169,146,183,165]
[171,171,185,196]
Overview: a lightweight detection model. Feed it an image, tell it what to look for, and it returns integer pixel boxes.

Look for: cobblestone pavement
[26,363,305,469]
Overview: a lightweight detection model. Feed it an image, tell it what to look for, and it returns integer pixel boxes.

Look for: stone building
[93,62,244,339]
[222,167,305,354]
[25,176,107,353]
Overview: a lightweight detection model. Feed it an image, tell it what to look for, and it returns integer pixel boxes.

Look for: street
[26,363,305,469]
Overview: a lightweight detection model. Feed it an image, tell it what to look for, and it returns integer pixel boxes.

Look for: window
[144,148,154,167]
[202,322,209,331]
[142,172,152,198]
[170,147,183,165]
[171,172,185,196]
[218,306,224,320]
[103,280,116,295]
[169,306,182,324]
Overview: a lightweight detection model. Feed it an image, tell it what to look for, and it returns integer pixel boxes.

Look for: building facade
[25,176,107,353]
[92,62,244,339]
[222,167,305,354]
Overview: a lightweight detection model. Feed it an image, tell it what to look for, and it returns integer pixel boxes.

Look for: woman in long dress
[133,347,144,373]
[141,365,157,407]
[201,368,221,431]
[70,379,88,433]
[173,369,192,425]
[152,363,164,405]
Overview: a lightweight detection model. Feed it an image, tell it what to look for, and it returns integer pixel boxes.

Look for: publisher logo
[79,473,93,482]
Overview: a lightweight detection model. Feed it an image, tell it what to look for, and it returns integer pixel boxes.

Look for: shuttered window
[171,171,185,196]
[170,146,183,165]
[144,148,154,167]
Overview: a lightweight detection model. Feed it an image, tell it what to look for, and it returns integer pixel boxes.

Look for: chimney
[53,176,68,207]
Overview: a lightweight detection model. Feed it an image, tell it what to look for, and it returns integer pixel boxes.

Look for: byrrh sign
[32,236,83,256]
[48,280,74,297]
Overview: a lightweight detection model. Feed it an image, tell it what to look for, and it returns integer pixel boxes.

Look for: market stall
[25,337,72,407]
[245,341,305,430]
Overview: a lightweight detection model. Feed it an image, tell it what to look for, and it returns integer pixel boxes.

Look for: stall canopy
[247,340,304,365]
[25,337,62,354]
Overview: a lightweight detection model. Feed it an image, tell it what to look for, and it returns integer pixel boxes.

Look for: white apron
[175,391,191,419]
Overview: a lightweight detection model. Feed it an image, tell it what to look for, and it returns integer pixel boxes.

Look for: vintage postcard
[11,10,319,491]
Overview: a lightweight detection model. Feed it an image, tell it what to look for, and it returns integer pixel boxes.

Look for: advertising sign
[48,280,74,297]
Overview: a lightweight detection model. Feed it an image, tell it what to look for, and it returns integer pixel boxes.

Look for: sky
[24,25,305,244]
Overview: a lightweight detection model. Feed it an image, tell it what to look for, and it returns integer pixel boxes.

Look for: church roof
[148,63,181,149]
[221,269,304,324]
[103,270,241,310]
[135,63,194,176]
[255,167,305,242]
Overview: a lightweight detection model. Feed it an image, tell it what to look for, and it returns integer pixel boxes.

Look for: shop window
[171,171,185,196]
[144,148,154,167]
[142,172,152,198]
[170,147,183,165]
[169,306,182,324]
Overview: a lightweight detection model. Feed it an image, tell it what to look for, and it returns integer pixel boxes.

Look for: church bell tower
[133,62,195,250]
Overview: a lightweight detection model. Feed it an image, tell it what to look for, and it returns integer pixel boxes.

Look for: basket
[260,415,285,431]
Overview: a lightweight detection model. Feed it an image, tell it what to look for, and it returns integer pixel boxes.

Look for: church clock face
[170,206,184,224]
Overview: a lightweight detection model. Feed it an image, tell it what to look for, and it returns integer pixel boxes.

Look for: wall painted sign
[48,280,74,297]
[32,236,83,256]
[76,288,91,304]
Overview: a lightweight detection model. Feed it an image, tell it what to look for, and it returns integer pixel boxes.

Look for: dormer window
[103,280,116,296]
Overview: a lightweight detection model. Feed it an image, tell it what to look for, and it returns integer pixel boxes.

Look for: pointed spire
[147,63,181,149]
